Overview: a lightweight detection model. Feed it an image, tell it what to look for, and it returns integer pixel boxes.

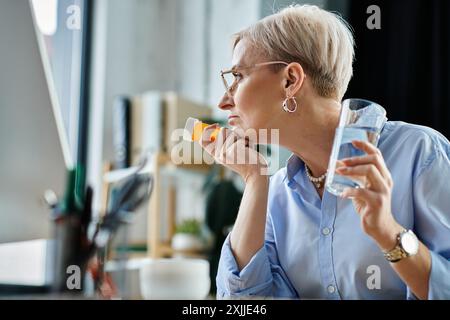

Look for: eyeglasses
[220,61,289,97]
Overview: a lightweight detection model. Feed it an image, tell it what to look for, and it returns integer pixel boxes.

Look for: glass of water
[325,99,387,197]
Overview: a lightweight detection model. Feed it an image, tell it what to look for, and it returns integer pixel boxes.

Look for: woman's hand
[199,124,268,183]
[336,140,403,250]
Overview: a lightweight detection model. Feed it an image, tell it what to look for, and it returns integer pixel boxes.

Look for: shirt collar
[284,153,304,184]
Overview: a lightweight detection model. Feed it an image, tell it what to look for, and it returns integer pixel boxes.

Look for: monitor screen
[0,0,68,242]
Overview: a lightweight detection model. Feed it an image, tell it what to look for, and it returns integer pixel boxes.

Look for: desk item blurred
[49,156,153,296]
[89,160,153,293]
[51,167,89,293]
[103,257,210,299]
[0,240,53,295]
[139,258,210,300]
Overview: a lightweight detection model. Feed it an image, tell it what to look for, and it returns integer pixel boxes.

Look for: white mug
[139,258,210,300]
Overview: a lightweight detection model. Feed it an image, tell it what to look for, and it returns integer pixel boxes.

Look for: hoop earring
[282,97,298,113]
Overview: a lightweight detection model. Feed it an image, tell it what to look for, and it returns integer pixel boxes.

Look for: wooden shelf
[102,152,212,260]
[147,152,213,258]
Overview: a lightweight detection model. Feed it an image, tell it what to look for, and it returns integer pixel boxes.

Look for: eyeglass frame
[220,61,289,97]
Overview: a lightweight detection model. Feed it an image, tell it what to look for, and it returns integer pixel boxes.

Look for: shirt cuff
[427,250,450,299]
[406,250,450,300]
[216,233,272,298]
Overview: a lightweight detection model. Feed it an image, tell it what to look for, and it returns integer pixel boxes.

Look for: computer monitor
[0,0,69,243]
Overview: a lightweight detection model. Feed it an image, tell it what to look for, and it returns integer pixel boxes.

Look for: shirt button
[327,285,336,294]
[322,227,331,235]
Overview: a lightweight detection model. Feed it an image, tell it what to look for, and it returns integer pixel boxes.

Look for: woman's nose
[218,92,234,111]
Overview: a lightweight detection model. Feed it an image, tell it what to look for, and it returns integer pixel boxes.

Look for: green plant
[175,218,202,236]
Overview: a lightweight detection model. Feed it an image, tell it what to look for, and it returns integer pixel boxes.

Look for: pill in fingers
[209,124,222,142]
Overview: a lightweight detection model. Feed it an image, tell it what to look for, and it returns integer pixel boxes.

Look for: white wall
[176,0,208,103]
[207,0,261,116]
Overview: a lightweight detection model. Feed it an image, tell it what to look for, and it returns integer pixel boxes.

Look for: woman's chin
[228,117,242,128]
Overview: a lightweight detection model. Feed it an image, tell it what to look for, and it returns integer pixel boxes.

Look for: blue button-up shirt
[216,121,450,300]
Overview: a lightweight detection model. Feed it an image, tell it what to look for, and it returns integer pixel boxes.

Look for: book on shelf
[112,95,131,169]
[129,91,213,166]
[130,91,165,166]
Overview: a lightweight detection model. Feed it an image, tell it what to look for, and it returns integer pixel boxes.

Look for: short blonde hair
[233,5,355,100]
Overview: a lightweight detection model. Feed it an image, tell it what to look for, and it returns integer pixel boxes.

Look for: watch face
[401,231,419,255]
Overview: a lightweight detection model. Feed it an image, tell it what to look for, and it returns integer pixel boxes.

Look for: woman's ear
[284,63,306,95]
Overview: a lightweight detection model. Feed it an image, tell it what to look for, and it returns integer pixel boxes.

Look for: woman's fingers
[336,163,387,192]
[219,130,241,164]
[200,124,219,152]
[339,154,391,183]
[338,140,393,188]
[224,129,240,150]
[341,187,382,208]
[222,138,242,165]
[199,125,260,167]
[225,138,266,167]
[351,140,379,155]
[215,128,234,160]
[203,127,243,165]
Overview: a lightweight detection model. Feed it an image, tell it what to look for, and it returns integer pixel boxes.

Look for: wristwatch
[383,229,419,263]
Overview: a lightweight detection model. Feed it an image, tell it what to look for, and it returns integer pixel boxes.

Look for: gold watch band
[383,245,408,263]
[383,229,409,263]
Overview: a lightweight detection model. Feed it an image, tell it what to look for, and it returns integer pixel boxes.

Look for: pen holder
[52,213,89,294]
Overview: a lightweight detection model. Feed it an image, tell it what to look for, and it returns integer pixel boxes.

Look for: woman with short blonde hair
[200,5,450,300]
[232,5,355,100]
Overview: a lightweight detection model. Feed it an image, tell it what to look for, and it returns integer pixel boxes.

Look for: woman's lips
[228,115,239,119]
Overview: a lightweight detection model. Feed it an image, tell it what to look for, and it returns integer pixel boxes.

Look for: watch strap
[383,229,409,263]
[384,245,409,263]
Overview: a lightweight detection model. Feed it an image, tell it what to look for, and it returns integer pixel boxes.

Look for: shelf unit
[102,151,211,259]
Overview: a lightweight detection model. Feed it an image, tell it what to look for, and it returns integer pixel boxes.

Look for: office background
[1,0,449,251]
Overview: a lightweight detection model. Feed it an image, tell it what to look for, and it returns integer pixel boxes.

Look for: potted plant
[171,218,205,252]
